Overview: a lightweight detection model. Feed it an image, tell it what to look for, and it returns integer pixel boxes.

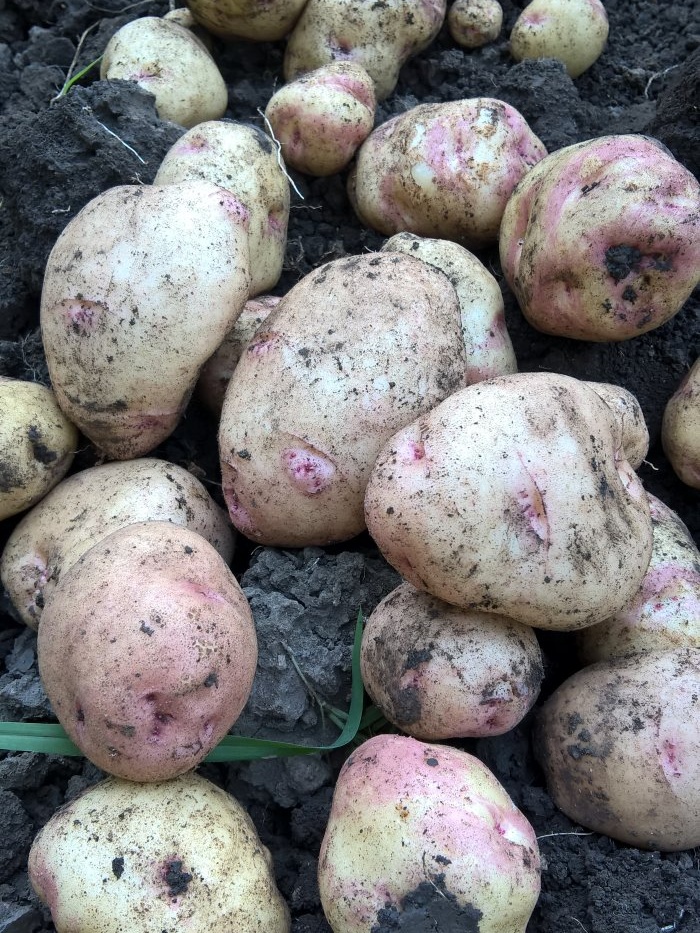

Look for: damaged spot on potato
[27,426,58,465]
[111,856,124,879]
[163,859,193,896]
[282,445,335,495]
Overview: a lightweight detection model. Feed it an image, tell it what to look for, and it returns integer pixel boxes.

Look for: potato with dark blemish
[37,522,257,781]
[499,134,700,341]
[0,377,77,521]
[318,733,540,933]
[364,372,653,631]
[28,772,290,932]
[535,647,700,851]
[662,357,700,489]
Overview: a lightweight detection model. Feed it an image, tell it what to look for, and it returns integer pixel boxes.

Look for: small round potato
[1,458,234,629]
[349,98,547,248]
[38,522,257,782]
[264,62,376,176]
[361,582,544,739]
[448,0,503,49]
[510,0,609,79]
[29,772,290,933]
[186,0,308,42]
[100,16,228,128]
[318,734,541,933]
[499,134,700,341]
[535,647,700,851]
[662,357,700,489]
[0,377,77,521]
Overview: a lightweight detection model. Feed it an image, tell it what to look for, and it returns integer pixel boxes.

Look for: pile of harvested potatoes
[1,0,699,931]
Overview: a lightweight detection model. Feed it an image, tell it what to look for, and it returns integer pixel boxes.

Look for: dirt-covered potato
[186,0,308,41]
[38,522,257,782]
[41,182,250,460]
[0,377,77,522]
[577,493,700,663]
[29,772,290,933]
[510,0,609,78]
[264,62,376,176]
[318,734,541,933]
[284,0,446,101]
[219,252,467,546]
[500,134,700,341]
[662,357,700,489]
[349,98,546,248]
[364,372,653,631]
[382,233,516,383]
[100,16,227,128]
[198,295,281,413]
[583,381,649,469]
[1,458,234,630]
[448,0,503,49]
[361,582,544,739]
[155,121,290,295]
[535,647,700,851]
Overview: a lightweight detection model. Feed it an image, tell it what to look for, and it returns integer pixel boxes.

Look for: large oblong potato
[38,522,257,782]
[364,372,653,631]
[535,647,700,851]
[29,772,290,933]
[0,458,234,630]
[41,182,251,460]
[0,377,77,521]
[662,357,700,489]
[218,252,467,546]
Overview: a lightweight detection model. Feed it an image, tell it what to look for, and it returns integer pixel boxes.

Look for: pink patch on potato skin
[28,847,60,915]
[174,134,208,156]
[282,447,335,495]
[60,299,108,334]
[247,331,282,356]
[400,439,426,463]
[267,210,287,238]
[221,475,258,536]
[321,74,375,110]
[178,581,227,604]
[660,738,683,780]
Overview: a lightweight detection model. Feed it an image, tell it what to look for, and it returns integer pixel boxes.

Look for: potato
[318,734,541,933]
[499,134,700,341]
[577,493,700,663]
[163,6,214,50]
[662,357,700,489]
[0,377,77,521]
[284,0,446,101]
[1,458,234,630]
[186,0,308,42]
[41,181,251,460]
[349,98,547,248]
[448,0,503,49]
[361,582,543,740]
[155,121,290,295]
[264,62,376,176]
[382,232,517,383]
[364,372,653,631]
[197,295,281,413]
[218,252,467,546]
[510,0,609,79]
[100,16,227,128]
[535,647,700,851]
[29,772,290,933]
[583,380,649,469]
[38,522,257,782]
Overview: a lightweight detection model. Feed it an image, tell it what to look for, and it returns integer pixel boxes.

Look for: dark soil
[1,1,699,932]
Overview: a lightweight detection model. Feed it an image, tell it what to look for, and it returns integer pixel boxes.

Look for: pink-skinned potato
[361,582,543,740]
[37,522,257,782]
[535,647,700,851]
[40,182,251,459]
[219,252,467,546]
[499,134,700,341]
[0,458,234,630]
[364,372,653,631]
[662,357,700,489]
[318,734,541,933]
[349,98,547,248]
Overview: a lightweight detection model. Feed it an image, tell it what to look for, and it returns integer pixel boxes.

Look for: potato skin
[41,182,251,459]
[1,458,234,630]
[499,134,700,341]
[361,582,543,739]
[364,372,653,631]
[349,98,547,248]
[0,377,77,521]
[583,381,649,470]
[38,522,257,782]
[318,734,541,933]
[218,252,467,546]
[29,772,290,933]
[448,0,503,49]
[186,0,308,42]
[535,647,700,851]
[510,0,609,78]
[662,357,700,489]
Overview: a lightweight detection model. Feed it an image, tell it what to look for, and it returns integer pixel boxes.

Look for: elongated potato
[40,182,251,460]
[662,357,700,489]
[1,458,234,630]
